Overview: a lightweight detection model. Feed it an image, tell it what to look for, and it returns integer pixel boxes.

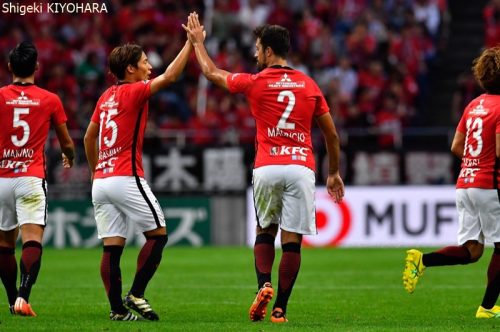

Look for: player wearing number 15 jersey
[84,37,192,321]
[184,13,344,323]
[403,46,500,318]
[0,42,75,317]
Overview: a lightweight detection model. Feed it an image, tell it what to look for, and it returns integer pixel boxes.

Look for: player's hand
[62,153,73,169]
[182,12,205,45]
[326,172,344,203]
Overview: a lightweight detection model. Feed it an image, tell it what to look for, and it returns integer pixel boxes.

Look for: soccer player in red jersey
[403,46,500,318]
[0,42,75,317]
[83,38,192,320]
[184,13,345,323]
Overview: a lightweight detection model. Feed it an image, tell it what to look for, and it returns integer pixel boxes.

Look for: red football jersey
[90,80,151,178]
[456,94,500,189]
[0,83,67,178]
[227,67,329,171]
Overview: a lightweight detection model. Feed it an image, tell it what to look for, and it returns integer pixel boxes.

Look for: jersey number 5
[465,117,483,157]
[11,107,30,147]
[277,90,296,130]
[99,109,118,148]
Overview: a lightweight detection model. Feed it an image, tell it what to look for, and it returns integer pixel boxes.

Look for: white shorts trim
[0,177,47,231]
[92,176,165,239]
[253,165,316,235]
[456,188,500,244]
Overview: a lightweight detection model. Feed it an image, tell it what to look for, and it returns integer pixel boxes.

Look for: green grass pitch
[0,247,498,331]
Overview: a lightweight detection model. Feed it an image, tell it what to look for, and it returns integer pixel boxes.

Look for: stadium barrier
[247,186,461,247]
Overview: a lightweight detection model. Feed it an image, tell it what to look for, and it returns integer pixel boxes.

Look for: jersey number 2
[277,90,296,130]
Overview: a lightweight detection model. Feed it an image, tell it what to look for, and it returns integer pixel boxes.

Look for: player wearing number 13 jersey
[84,39,192,321]
[403,46,500,319]
[0,42,74,317]
[184,13,344,323]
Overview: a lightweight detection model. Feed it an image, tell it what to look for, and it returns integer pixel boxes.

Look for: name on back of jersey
[1,148,35,173]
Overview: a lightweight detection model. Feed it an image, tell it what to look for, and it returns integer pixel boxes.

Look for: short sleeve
[496,107,500,134]
[456,108,467,134]
[129,80,152,103]
[227,73,253,94]
[51,95,67,125]
[312,82,330,117]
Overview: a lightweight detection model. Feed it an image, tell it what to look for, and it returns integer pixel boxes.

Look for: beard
[256,61,267,71]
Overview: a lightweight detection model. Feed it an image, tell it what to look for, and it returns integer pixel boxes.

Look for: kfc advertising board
[247,186,459,247]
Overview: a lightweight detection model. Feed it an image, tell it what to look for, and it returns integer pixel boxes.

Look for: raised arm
[316,112,344,203]
[84,121,99,180]
[183,12,231,89]
[54,123,75,168]
[149,39,193,95]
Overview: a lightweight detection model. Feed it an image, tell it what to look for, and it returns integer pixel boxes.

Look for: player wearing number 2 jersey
[184,13,344,323]
[84,37,192,321]
[0,42,74,317]
[403,46,500,318]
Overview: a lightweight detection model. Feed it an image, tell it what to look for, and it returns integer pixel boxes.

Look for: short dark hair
[472,46,500,94]
[108,43,143,80]
[253,24,290,59]
[9,41,37,78]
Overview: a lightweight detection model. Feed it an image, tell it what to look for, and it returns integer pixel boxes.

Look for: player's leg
[272,230,302,323]
[476,193,500,318]
[271,165,315,323]
[124,227,167,321]
[476,243,500,318]
[93,177,138,320]
[121,177,165,321]
[15,223,43,317]
[13,177,47,317]
[403,188,482,294]
[0,228,18,314]
[249,166,283,321]
[101,236,135,320]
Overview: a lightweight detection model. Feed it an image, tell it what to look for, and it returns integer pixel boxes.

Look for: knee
[463,241,483,262]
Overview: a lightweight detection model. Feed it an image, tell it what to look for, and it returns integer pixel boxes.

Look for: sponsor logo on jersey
[268,73,305,89]
[269,146,309,161]
[470,99,488,116]
[5,91,40,106]
[0,159,31,173]
[100,93,119,109]
[95,157,117,174]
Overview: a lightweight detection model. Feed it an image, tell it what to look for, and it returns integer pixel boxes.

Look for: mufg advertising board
[247,186,460,247]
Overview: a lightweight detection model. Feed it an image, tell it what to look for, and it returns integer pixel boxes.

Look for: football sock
[18,241,42,302]
[254,233,275,289]
[422,245,471,267]
[481,248,500,309]
[101,245,125,313]
[0,246,17,305]
[130,235,168,297]
[274,242,301,313]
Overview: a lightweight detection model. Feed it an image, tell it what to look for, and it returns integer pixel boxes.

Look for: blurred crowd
[0,0,449,147]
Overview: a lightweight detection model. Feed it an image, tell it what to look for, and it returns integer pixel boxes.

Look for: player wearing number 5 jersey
[0,42,75,317]
[403,46,500,318]
[183,13,344,323]
[84,38,192,321]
